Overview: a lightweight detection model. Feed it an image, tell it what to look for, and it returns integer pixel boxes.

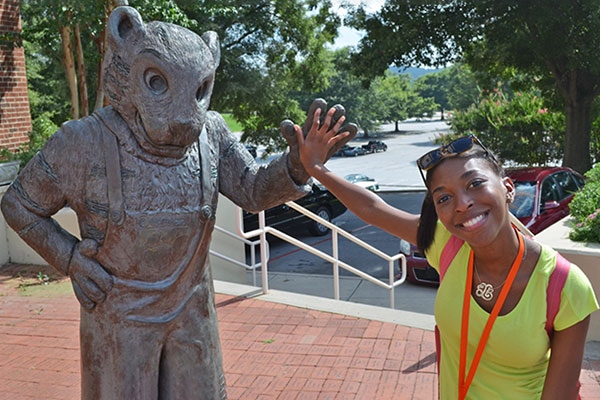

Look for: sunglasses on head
[417,134,493,185]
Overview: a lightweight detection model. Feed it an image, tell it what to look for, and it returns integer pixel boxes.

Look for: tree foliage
[569,163,600,243]
[294,48,438,137]
[347,0,600,173]
[20,0,341,152]
[155,0,342,151]
[451,88,565,166]
[414,64,480,117]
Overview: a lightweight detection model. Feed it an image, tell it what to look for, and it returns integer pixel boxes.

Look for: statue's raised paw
[302,100,358,161]
[281,98,358,183]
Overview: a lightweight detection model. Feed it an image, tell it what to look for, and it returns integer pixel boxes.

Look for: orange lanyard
[458,230,525,400]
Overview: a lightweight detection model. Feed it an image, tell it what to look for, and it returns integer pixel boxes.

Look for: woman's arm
[541,315,590,400]
[296,107,420,244]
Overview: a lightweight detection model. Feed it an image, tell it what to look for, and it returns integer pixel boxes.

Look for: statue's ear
[107,6,145,51]
[201,31,220,68]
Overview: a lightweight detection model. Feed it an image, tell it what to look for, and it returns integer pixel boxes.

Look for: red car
[400,166,586,286]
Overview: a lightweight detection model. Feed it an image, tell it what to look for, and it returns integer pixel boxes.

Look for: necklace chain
[473,242,527,302]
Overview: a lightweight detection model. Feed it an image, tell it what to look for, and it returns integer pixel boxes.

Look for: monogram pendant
[475,282,494,301]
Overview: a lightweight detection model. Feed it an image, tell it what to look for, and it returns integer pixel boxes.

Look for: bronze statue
[1,6,356,399]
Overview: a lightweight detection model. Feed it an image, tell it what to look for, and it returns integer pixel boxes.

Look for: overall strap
[545,252,571,338]
[91,113,125,226]
[439,235,464,281]
[436,233,464,394]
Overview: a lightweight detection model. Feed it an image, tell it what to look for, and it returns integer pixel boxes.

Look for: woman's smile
[458,210,489,231]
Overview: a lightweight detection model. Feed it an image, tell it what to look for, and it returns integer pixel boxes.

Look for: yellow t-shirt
[425,221,599,399]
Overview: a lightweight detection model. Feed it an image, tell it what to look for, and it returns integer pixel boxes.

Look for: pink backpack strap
[545,253,571,338]
[435,235,464,398]
[439,235,464,281]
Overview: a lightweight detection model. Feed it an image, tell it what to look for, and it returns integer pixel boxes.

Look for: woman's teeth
[463,214,484,228]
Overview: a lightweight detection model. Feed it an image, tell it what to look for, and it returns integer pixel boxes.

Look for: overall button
[201,204,213,220]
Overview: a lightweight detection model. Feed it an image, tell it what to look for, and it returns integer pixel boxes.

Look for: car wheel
[309,206,332,236]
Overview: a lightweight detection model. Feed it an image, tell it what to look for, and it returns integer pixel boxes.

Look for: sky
[330,0,385,49]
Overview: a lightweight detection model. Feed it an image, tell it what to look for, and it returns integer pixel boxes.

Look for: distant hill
[389,66,446,80]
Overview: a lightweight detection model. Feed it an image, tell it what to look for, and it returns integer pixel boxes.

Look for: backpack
[433,235,577,398]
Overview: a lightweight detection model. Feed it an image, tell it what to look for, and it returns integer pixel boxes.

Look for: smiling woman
[294,109,598,400]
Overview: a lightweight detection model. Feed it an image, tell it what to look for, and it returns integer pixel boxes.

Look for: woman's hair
[416,147,504,253]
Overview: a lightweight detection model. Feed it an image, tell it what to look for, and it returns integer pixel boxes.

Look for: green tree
[444,64,480,112]
[451,88,565,166]
[21,0,191,123]
[176,0,341,150]
[414,71,449,120]
[300,47,383,137]
[372,72,410,131]
[22,0,341,152]
[347,0,600,173]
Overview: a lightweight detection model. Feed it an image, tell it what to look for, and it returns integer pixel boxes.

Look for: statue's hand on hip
[68,239,114,311]
[280,98,358,183]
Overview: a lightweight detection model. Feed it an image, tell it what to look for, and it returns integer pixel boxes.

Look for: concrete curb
[214,279,436,331]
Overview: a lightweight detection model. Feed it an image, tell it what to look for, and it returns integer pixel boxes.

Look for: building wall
[0,0,31,150]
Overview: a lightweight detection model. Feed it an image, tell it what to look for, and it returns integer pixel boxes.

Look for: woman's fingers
[311,108,321,133]
[321,107,336,134]
[330,130,350,146]
[332,115,346,135]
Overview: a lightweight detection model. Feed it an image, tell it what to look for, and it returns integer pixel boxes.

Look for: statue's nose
[168,118,202,144]
[169,117,199,133]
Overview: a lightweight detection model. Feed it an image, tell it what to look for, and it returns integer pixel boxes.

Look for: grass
[221,113,244,133]
[0,264,74,298]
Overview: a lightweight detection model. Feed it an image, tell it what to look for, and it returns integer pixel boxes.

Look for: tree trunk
[94,21,107,111]
[564,97,593,174]
[59,25,79,120]
[395,120,399,132]
[93,0,128,110]
[73,24,88,116]
[440,106,444,121]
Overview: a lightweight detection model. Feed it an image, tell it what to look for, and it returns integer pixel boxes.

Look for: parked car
[362,140,388,153]
[342,146,367,157]
[244,144,257,158]
[243,183,347,236]
[344,173,379,192]
[332,145,349,157]
[399,166,585,286]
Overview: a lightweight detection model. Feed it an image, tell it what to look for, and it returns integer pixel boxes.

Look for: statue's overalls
[80,113,225,399]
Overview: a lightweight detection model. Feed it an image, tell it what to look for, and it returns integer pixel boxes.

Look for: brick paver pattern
[0,273,598,399]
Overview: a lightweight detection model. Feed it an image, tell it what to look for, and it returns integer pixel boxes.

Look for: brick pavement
[0,264,598,399]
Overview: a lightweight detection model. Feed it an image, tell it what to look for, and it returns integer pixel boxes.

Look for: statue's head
[103,7,220,158]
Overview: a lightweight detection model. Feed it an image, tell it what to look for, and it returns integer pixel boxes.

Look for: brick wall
[0,0,31,151]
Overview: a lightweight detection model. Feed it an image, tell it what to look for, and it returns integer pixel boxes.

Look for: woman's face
[428,156,515,248]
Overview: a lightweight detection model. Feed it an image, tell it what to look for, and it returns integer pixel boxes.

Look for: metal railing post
[258,211,269,294]
[332,229,340,301]
[389,259,395,309]
[251,243,257,286]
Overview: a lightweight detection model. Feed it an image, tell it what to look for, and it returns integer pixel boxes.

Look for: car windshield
[510,181,537,217]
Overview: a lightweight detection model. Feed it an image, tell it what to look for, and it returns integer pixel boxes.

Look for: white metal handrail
[231,200,407,309]
[209,225,265,286]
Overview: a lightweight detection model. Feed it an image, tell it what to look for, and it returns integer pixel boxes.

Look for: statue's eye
[144,70,167,94]
[196,80,210,102]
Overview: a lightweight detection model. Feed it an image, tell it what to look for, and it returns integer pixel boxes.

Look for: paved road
[258,118,450,190]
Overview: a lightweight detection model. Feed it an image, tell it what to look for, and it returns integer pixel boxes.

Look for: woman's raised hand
[295,107,349,176]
